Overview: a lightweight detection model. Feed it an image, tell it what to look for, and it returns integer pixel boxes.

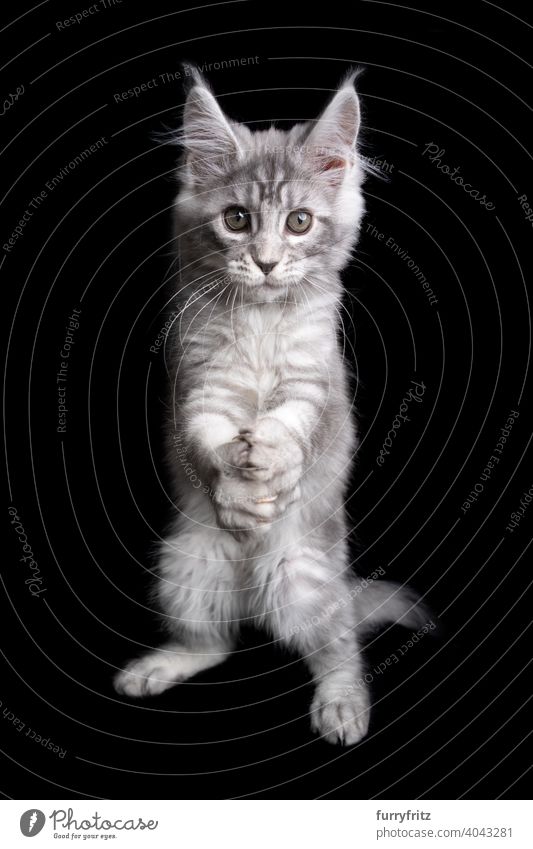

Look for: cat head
[174,69,366,303]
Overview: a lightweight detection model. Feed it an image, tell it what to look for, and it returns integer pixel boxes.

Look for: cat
[114,68,428,746]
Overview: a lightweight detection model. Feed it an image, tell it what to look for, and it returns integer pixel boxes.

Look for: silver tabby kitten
[114,70,426,745]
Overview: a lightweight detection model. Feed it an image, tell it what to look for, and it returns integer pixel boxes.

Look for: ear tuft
[178,66,242,183]
[304,72,362,185]
[182,63,208,92]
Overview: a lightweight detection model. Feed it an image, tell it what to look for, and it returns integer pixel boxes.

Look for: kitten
[114,69,427,746]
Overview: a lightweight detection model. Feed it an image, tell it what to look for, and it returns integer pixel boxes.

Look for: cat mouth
[261,276,286,289]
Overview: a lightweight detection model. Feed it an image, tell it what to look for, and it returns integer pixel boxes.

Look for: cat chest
[204,318,325,403]
[219,325,321,375]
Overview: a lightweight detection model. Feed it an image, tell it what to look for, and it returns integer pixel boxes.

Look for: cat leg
[253,545,370,745]
[113,639,233,698]
[307,626,369,746]
[114,520,240,698]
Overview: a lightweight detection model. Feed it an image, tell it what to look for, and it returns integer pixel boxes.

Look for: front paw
[310,685,370,746]
[213,476,300,533]
[234,418,303,491]
[212,440,250,486]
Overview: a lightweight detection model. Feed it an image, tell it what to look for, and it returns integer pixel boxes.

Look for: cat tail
[354,580,432,635]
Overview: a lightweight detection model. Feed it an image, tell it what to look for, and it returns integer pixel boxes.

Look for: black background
[2,0,532,799]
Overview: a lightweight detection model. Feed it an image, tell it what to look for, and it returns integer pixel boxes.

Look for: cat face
[175,71,365,302]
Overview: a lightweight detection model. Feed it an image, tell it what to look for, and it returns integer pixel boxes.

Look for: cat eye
[223,206,250,231]
[286,209,313,234]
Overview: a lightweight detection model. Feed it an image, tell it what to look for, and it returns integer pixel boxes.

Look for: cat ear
[181,69,242,181]
[305,74,361,185]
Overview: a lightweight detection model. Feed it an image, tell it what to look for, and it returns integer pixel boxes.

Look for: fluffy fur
[114,70,427,746]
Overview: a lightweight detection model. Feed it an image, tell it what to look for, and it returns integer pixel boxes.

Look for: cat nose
[253,258,278,275]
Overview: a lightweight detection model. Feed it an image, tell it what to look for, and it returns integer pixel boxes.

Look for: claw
[254,494,278,503]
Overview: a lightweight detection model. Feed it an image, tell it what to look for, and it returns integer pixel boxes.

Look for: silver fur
[114,70,427,746]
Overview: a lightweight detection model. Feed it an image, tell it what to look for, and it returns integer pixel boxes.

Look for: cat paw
[234,418,303,490]
[214,438,252,473]
[310,687,370,746]
[213,477,298,533]
[114,654,185,698]
[213,420,302,532]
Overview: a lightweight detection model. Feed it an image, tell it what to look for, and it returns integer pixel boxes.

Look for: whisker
[302,275,354,361]
[182,277,230,344]
[230,283,239,346]
[177,277,225,341]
